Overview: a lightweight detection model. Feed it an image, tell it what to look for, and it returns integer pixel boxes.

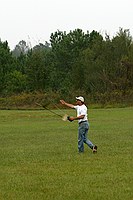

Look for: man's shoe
[79,151,84,153]
[93,145,97,153]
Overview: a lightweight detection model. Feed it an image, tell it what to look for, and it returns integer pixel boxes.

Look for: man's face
[76,100,82,105]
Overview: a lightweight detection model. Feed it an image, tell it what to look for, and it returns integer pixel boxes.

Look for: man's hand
[60,100,66,105]
[60,100,74,108]
[67,116,75,122]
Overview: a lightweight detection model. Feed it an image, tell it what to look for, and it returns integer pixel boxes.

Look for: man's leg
[78,126,84,152]
[83,123,94,149]
[83,124,97,153]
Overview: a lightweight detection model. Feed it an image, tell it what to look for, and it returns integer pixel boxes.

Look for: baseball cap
[76,96,84,102]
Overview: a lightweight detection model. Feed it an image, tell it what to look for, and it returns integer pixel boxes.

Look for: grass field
[0,107,133,200]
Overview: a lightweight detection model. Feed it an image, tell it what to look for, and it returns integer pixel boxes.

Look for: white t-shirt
[73,104,88,123]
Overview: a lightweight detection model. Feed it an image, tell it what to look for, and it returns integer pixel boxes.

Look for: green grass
[0,107,133,200]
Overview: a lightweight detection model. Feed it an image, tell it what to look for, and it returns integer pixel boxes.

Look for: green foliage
[0,91,61,109]
[5,70,27,94]
[12,40,30,57]
[0,28,133,105]
[25,49,49,91]
[0,40,16,93]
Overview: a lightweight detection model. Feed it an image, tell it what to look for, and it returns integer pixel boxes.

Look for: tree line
[0,28,133,104]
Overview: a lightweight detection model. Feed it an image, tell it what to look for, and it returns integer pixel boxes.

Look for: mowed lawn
[0,107,132,200]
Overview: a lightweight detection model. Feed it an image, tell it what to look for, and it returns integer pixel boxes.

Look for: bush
[0,90,132,110]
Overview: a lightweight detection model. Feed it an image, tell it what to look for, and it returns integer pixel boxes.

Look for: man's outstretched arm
[60,100,74,108]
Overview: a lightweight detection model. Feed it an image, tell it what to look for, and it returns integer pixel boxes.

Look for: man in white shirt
[60,96,97,153]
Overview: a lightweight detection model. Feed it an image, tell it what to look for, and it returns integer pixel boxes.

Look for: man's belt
[79,120,88,125]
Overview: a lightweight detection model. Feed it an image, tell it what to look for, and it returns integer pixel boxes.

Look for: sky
[0,0,133,50]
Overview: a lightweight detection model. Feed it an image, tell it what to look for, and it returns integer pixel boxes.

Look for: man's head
[76,96,84,105]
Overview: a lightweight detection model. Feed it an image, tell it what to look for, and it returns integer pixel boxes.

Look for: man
[60,96,97,153]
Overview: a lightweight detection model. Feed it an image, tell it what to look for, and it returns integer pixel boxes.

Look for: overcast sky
[0,0,133,50]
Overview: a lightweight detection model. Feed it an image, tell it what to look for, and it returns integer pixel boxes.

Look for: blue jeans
[78,121,94,152]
